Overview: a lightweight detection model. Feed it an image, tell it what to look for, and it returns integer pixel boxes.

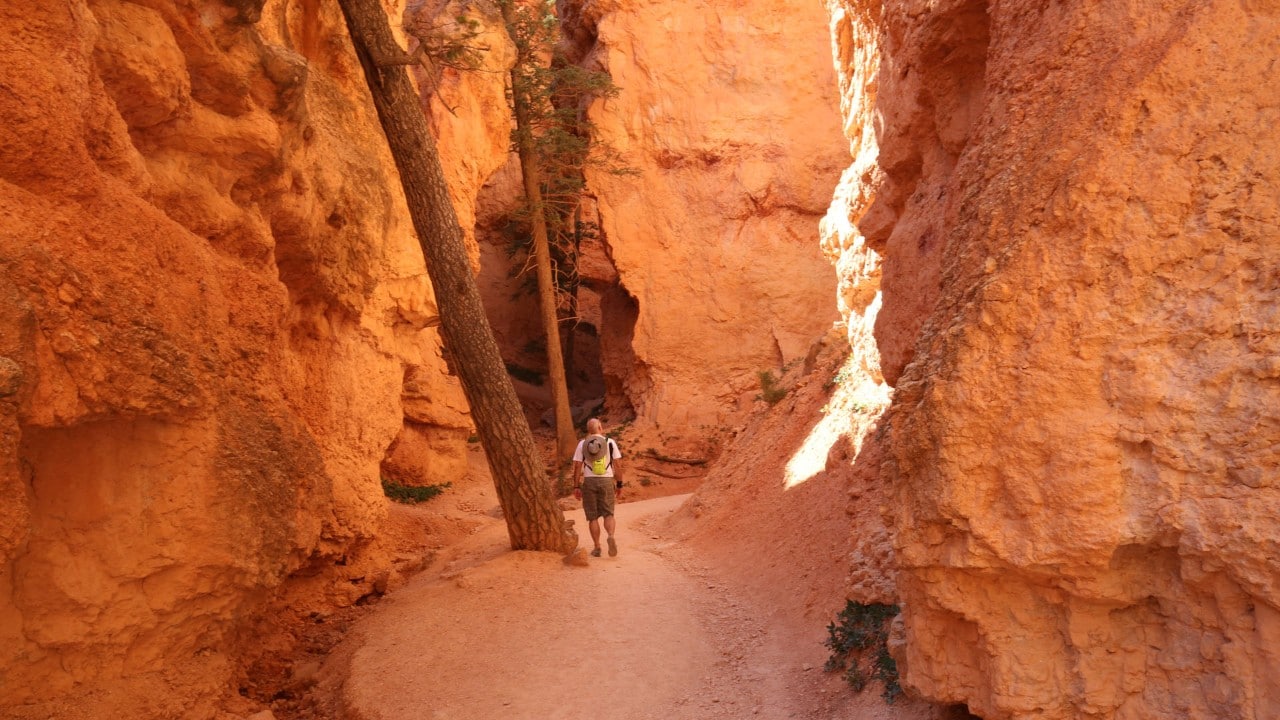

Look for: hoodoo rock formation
[0,1,473,715]
[558,0,846,438]
[824,0,1280,718]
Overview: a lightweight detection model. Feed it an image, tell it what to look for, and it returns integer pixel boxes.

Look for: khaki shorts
[581,476,616,521]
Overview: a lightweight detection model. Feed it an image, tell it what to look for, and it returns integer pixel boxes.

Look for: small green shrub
[638,476,653,487]
[875,646,903,704]
[382,478,451,504]
[757,370,787,405]
[824,601,902,703]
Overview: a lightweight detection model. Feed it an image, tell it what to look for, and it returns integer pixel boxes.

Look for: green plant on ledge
[757,369,787,405]
[824,600,903,703]
[382,478,452,504]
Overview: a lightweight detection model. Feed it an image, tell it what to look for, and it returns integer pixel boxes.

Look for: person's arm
[570,440,585,497]
[609,440,624,496]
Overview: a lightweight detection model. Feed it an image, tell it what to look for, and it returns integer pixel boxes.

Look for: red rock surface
[7,0,1275,718]
[562,0,846,443]
[0,1,472,715]
[823,0,1280,717]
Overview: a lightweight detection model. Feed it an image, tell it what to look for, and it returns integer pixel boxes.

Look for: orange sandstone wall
[825,0,1280,718]
[563,0,846,438]
[0,1,476,715]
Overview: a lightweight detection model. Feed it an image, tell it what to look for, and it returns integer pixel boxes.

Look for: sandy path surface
[328,493,915,720]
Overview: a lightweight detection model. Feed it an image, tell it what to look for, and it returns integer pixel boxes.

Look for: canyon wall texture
[561,0,846,440]
[825,0,1280,718]
[0,1,479,716]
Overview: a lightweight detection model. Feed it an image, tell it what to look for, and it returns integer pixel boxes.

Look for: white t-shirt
[573,437,621,478]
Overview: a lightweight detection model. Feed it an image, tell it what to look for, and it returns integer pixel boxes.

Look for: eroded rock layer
[0,1,475,715]
[824,0,1280,717]
[563,0,846,439]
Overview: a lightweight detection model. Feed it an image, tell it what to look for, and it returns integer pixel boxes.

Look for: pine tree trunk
[502,2,578,470]
[337,0,575,553]
[526,174,579,466]
[562,206,583,384]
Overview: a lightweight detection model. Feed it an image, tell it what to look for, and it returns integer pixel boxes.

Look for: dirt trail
[299,343,952,720]
[345,496,730,719]
[321,480,932,720]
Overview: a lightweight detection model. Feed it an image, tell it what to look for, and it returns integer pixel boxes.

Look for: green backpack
[584,434,612,475]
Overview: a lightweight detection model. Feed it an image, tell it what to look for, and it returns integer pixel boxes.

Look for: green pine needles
[498,0,632,319]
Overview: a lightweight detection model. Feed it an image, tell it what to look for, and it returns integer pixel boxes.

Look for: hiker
[572,418,624,557]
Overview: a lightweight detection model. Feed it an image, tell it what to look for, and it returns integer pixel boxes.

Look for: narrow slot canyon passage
[321,462,925,720]
[2,0,1276,719]
[283,331,941,720]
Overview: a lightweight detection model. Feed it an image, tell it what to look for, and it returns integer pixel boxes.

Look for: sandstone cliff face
[824,0,1280,717]
[0,1,473,715]
[560,0,846,439]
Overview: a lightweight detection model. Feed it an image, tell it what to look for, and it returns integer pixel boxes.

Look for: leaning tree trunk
[337,0,575,553]
[502,3,578,472]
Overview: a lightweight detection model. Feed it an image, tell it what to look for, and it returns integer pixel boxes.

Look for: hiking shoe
[590,547,602,557]
[607,537,618,557]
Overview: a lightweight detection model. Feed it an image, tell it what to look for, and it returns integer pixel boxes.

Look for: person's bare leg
[589,518,602,552]
[604,515,617,556]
